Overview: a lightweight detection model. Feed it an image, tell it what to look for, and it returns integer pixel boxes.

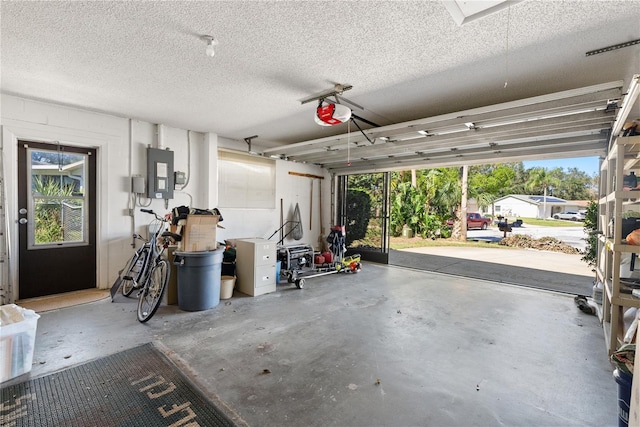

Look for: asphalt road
[467,223,587,251]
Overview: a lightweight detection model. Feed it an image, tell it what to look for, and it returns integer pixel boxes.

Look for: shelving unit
[597,135,640,354]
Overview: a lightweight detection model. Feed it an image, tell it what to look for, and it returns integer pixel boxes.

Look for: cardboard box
[180,215,218,252]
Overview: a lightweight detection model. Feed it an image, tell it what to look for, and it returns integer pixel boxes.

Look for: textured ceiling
[2,1,639,172]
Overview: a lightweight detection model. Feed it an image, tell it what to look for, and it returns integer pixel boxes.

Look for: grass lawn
[389,217,584,250]
[507,217,584,227]
[390,236,510,250]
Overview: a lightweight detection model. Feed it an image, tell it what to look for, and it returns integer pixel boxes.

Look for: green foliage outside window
[33,176,75,244]
[390,181,448,239]
[386,163,597,241]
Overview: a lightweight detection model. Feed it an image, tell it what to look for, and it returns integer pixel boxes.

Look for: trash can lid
[174,247,225,257]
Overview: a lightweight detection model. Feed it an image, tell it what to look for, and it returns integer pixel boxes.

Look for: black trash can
[174,248,224,311]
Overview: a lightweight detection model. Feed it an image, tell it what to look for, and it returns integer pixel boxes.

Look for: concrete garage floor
[8,263,616,426]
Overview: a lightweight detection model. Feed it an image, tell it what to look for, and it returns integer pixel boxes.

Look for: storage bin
[620,253,640,279]
[0,304,40,383]
[221,261,236,276]
[614,368,632,427]
[276,260,282,284]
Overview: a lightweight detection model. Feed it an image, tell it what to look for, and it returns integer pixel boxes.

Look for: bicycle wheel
[111,251,139,299]
[137,259,169,323]
[122,247,148,297]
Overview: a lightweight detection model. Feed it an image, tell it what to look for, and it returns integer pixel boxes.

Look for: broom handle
[310,180,313,230]
[319,180,323,234]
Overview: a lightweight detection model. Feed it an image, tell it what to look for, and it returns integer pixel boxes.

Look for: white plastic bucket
[220,276,236,300]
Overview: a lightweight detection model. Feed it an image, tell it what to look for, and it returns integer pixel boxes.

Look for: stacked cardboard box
[177,215,219,252]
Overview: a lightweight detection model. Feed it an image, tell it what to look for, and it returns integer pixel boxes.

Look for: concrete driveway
[467,223,587,251]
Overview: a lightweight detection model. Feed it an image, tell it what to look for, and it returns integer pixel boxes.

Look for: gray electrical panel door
[147,147,174,199]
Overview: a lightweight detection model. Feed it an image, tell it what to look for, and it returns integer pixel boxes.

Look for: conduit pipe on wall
[156,123,165,149]
[173,129,193,207]
[181,130,192,190]
[129,119,136,247]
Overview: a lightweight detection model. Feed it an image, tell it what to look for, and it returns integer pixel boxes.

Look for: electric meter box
[147,147,174,199]
[174,171,187,187]
[132,175,146,194]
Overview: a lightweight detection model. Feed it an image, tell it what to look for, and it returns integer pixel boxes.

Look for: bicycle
[110,209,179,322]
[116,233,150,298]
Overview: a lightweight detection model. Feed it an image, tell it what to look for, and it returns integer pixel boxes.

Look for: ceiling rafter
[290,113,613,164]
[266,81,622,174]
[328,141,607,175]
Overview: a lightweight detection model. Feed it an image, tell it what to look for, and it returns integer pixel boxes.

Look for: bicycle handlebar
[140,208,168,223]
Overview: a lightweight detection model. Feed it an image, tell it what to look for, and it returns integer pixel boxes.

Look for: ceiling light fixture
[200,35,218,57]
[443,0,523,26]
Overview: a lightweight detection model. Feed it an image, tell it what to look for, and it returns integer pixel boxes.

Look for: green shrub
[390,181,448,239]
[581,200,597,270]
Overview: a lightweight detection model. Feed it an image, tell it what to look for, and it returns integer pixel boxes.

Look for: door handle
[19,218,28,225]
[19,208,27,215]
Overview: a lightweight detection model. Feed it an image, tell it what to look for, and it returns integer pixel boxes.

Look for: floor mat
[0,343,236,427]
[17,289,110,313]
[389,250,592,295]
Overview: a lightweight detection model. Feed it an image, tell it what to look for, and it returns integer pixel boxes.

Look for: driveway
[390,244,593,295]
[467,224,587,251]
[392,223,592,295]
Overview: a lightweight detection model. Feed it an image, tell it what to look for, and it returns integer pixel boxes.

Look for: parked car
[446,213,492,230]
[553,211,585,221]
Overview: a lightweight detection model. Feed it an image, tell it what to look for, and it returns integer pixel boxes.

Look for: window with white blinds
[218,150,275,209]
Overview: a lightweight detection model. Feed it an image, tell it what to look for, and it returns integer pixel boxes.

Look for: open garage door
[337,173,390,264]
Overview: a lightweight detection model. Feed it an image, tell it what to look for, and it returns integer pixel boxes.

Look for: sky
[522,156,600,176]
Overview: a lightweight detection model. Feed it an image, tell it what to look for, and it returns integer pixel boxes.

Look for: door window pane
[29,149,87,247]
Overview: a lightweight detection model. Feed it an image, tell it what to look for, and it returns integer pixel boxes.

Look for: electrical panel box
[147,147,174,199]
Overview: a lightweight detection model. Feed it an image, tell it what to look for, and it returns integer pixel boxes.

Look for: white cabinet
[597,135,640,354]
[235,238,276,297]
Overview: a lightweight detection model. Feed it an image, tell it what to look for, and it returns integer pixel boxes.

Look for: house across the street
[488,194,588,219]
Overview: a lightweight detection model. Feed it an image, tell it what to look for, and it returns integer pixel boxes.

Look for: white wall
[205,138,330,249]
[0,95,329,302]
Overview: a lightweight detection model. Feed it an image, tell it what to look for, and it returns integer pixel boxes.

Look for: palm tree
[526,167,560,218]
